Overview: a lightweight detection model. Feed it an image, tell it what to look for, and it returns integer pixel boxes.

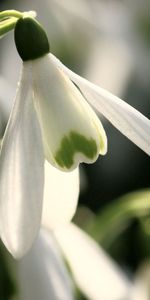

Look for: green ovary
[55,131,98,169]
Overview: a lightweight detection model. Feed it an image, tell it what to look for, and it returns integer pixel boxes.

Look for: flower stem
[0,17,17,37]
[0,10,23,21]
[0,10,37,38]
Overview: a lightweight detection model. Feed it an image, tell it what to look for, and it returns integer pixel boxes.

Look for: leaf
[86,189,150,247]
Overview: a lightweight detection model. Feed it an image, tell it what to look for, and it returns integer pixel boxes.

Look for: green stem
[0,10,37,38]
[0,10,23,21]
[0,18,17,37]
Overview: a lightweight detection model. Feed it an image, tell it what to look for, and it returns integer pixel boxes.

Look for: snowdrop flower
[18,224,131,300]
[0,15,149,259]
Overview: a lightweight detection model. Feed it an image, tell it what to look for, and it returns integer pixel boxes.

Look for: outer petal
[129,262,150,300]
[42,161,79,230]
[50,53,150,156]
[54,223,131,300]
[17,229,74,300]
[32,54,107,171]
[0,62,44,259]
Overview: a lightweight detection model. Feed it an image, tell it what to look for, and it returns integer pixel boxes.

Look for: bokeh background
[0,0,150,299]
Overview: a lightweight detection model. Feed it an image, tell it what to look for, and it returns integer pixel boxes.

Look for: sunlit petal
[42,161,79,230]
[32,54,107,171]
[55,223,131,300]
[0,62,44,259]
[50,53,150,155]
[17,229,74,300]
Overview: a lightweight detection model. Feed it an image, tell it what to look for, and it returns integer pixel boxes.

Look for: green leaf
[86,189,150,247]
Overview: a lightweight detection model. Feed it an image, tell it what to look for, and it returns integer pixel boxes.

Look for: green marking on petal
[55,131,98,169]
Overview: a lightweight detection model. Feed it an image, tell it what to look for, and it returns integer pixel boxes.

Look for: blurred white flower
[54,222,131,300]
[17,137,149,300]
[18,224,131,300]
[17,228,75,300]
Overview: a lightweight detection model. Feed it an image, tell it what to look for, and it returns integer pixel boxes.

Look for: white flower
[0,16,149,259]
[18,224,131,300]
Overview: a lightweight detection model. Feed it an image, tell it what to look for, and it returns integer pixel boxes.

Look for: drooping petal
[32,54,107,171]
[50,53,150,156]
[129,261,150,300]
[54,223,131,300]
[42,161,79,230]
[17,229,74,300]
[0,62,44,259]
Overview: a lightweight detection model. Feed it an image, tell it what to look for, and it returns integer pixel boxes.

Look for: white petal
[32,54,107,171]
[0,62,44,259]
[54,223,131,300]
[17,229,74,300]
[50,53,150,156]
[129,262,150,300]
[42,161,79,230]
